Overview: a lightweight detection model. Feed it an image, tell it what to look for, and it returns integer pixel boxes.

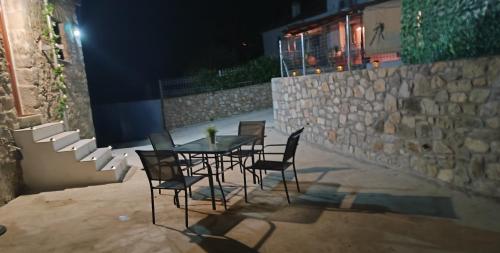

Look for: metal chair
[242,128,304,204]
[136,150,205,227]
[149,132,203,174]
[226,121,266,184]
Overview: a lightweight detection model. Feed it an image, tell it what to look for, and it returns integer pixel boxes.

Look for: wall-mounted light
[292,71,298,77]
[336,65,344,72]
[315,68,321,74]
[73,27,81,39]
[372,60,380,68]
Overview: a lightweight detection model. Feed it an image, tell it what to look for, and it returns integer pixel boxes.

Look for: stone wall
[1,0,94,138]
[0,33,21,205]
[164,83,272,129]
[272,56,500,198]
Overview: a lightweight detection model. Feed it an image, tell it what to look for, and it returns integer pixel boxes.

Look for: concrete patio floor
[1,109,500,253]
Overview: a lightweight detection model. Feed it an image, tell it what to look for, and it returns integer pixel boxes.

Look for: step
[58,138,97,160]
[30,122,65,141]
[17,114,42,129]
[38,131,80,151]
[81,147,113,170]
[100,154,129,181]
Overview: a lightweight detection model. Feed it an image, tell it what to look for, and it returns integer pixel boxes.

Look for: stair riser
[73,140,97,160]
[51,132,81,151]
[32,123,64,141]
[95,149,113,170]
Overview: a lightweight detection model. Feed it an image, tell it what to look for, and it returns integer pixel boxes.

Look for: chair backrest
[283,128,304,162]
[238,121,266,145]
[149,131,175,152]
[136,150,185,185]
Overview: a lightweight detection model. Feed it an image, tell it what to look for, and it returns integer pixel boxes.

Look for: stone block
[374,79,385,92]
[433,141,452,154]
[437,169,454,183]
[413,73,432,96]
[486,117,500,129]
[402,97,420,113]
[384,94,397,112]
[384,121,395,134]
[450,93,467,103]
[463,60,486,78]
[469,89,490,103]
[365,87,375,101]
[486,164,500,181]
[420,98,439,115]
[434,90,448,102]
[464,137,489,153]
[468,155,484,179]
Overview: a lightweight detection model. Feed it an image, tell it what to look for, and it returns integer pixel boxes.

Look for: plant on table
[206,126,218,144]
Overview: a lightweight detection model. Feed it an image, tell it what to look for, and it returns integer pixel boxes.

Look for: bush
[401,0,500,64]
[194,56,280,90]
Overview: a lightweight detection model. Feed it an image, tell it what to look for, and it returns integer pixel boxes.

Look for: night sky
[79,0,292,104]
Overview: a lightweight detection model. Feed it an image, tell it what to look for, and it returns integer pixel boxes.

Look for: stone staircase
[13,121,135,191]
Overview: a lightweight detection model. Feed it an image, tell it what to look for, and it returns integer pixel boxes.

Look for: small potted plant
[206,125,217,145]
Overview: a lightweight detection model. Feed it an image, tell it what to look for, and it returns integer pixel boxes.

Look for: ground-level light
[336,65,344,72]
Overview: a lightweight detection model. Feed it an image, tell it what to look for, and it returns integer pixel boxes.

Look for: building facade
[263,0,401,74]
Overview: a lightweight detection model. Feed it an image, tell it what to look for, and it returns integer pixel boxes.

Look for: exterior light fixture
[373,60,380,68]
[73,27,81,38]
[315,68,321,74]
[292,71,298,77]
[336,65,344,72]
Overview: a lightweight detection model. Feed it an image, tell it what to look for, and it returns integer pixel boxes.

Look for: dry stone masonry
[164,83,272,129]
[272,56,500,198]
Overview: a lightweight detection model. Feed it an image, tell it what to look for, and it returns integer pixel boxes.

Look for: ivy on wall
[401,0,500,64]
[42,2,67,120]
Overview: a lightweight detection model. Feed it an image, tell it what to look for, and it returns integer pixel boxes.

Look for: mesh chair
[242,128,304,204]
[136,150,205,227]
[226,121,266,184]
[149,132,203,172]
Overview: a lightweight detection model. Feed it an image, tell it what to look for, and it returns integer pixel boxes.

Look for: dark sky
[78,0,292,104]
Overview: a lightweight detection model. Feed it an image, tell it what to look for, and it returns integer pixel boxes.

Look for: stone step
[37,131,80,151]
[17,114,42,129]
[30,122,65,141]
[58,138,97,160]
[81,147,113,170]
[100,154,129,181]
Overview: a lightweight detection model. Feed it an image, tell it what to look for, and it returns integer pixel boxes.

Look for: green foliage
[205,125,218,136]
[401,0,500,64]
[194,56,280,90]
[43,2,67,119]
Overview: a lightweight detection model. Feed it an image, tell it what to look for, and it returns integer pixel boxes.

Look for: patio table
[174,135,256,210]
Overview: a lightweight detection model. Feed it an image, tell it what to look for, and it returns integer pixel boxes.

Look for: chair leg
[281,171,290,204]
[251,155,257,184]
[184,189,189,228]
[220,155,225,183]
[259,169,263,190]
[293,162,301,193]
[243,166,248,203]
[150,190,156,224]
[174,191,180,208]
[216,174,227,210]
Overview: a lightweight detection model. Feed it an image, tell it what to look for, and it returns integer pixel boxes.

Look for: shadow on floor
[158,166,458,253]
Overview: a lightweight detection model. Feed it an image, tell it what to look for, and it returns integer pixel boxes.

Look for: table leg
[206,154,216,210]
[220,154,225,182]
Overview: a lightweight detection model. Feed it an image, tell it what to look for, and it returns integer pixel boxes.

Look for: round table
[0,225,6,236]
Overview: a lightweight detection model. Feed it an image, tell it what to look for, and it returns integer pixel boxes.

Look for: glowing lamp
[292,71,298,77]
[373,60,380,68]
[315,68,321,74]
[73,27,81,38]
[336,65,344,72]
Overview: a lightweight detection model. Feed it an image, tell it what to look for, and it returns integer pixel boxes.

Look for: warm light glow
[292,71,298,77]
[336,65,344,72]
[373,60,380,68]
[315,68,321,74]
